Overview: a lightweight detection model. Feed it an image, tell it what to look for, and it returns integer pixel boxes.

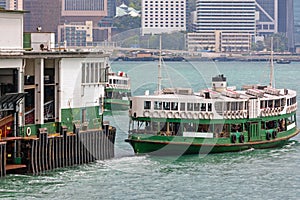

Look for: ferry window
[194,103,200,111]
[275,99,280,108]
[231,102,237,111]
[208,103,212,111]
[281,98,285,107]
[214,102,222,113]
[201,103,206,111]
[171,102,178,110]
[187,103,193,111]
[144,101,151,109]
[260,100,264,109]
[268,100,273,108]
[180,102,185,111]
[238,102,243,110]
[287,99,290,106]
[226,102,230,110]
[154,101,162,110]
[163,102,170,110]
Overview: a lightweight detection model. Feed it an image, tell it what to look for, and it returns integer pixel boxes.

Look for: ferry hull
[125,130,299,155]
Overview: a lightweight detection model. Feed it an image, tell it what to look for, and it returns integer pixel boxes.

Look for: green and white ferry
[125,74,299,155]
[104,70,131,110]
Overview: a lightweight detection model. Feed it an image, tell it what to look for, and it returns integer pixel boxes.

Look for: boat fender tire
[239,134,245,143]
[26,127,31,136]
[266,132,271,140]
[272,130,277,139]
[231,134,237,143]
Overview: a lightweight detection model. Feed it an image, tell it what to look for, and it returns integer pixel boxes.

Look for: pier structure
[0,10,116,177]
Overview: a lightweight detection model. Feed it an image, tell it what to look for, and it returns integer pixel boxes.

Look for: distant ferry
[104,70,131,110]
[276,59,291,64]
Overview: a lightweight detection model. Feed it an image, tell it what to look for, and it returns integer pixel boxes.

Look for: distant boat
[104,69,131,110]
[276,59,291,64]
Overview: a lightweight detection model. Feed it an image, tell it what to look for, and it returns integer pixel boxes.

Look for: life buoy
[199,112,204,119]
[167,112,173,118]
[223,111,227,119]
[153,111,159,118]
[235,111,240,119]
[174,112,180,118]
[204,113,209,119]
[239,111,243,118]
[266,132,271,140]
[160,132,166,136]
[231,111,236,119]
[180,112,187,118]
[143,111,150,117]
[209,113,214,119]
[231,134,237,143]
[187,112,193,119]
[160,111,166,118]
[26,127,31,136]
[193,113,198,119]
[239,134,245,143]
[272,130,277,139]
[227,111,231,119]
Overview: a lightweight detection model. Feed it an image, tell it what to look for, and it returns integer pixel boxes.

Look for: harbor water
[1,61,300,199]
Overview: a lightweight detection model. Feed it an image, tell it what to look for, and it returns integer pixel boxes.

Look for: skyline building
[187,0,256,52]
[141,0,187,35]
[256,0,294,51]
[23,0,112,45]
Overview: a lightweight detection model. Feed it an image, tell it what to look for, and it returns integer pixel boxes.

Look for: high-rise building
[187,0,256,52]
[23,0,61,33]
[256,0,294,51]
[23,0,111,45]
[141,0,187,35]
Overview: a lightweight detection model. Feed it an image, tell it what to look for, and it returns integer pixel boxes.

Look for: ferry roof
[134,87,296,102]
